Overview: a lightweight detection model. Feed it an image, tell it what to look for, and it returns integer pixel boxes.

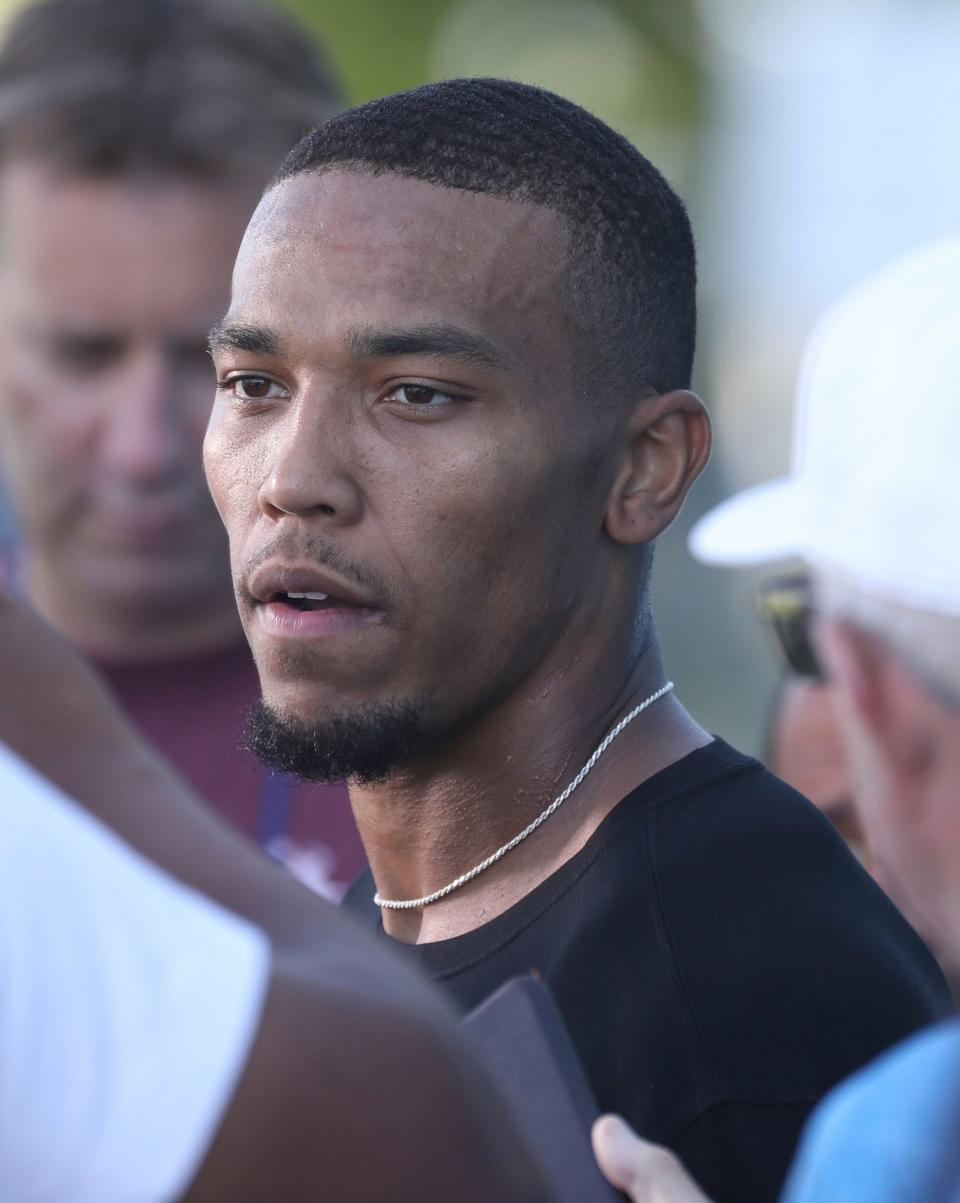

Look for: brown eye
[387,383,459,407]
[225,375,284,402]
[236,376,271,398]
[399,385,438,405]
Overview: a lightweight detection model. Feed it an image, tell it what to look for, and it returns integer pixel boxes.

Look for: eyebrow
[207,319,510,372]
[347,323,509,370]
[207,321,282,357]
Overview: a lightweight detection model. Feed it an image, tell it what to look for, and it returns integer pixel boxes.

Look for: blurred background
[2,0,958,753]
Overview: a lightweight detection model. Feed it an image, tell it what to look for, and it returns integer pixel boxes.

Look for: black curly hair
[274,77,696,398]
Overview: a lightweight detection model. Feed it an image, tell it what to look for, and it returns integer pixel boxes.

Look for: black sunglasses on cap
[755,574,823,679]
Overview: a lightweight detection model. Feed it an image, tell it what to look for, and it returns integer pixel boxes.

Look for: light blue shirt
[783,1019,960,1202]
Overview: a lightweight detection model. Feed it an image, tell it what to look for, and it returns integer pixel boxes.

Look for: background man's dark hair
[0,0,341,179]
[275,77,697,397]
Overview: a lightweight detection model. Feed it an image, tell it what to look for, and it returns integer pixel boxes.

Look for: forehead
[230,170,573,365]
[0,160,257,327]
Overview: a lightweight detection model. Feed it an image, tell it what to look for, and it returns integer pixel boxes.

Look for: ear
[604,389,711,546]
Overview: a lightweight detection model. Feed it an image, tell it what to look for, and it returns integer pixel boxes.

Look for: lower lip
[256,600,384,639]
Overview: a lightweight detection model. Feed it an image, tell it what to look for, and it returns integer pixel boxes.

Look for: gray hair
[0,0,341,180]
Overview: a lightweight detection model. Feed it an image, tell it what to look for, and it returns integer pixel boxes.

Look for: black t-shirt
[345,739,951,1203]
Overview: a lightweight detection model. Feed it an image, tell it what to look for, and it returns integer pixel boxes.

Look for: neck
[350,632,711,944]
[24,554,243,664]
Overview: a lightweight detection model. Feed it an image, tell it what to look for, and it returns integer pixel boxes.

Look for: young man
[0,0,362,893]
[204,80,950,1203]
[596,236,960,1203]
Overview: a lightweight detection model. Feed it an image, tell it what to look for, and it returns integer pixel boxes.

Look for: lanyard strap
[257,769,295,851]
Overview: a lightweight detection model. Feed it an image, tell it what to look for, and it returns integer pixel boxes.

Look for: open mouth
[256,586,382,639]
[248,561,383,638]
[272,590,339,611]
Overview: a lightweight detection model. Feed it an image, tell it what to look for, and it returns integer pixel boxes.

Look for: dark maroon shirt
[0,536,364,894]
[99,641,366,900]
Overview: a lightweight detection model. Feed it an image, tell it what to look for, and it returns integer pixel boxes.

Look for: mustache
[237,532,393,609]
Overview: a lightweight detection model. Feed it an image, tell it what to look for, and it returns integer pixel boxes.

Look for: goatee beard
[244,696,432,785]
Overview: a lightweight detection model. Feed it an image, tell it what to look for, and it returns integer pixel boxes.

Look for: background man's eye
[48,335,125,375]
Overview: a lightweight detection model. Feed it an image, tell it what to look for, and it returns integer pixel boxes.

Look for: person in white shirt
[0,741,269,1203]
[0,591,547,1202]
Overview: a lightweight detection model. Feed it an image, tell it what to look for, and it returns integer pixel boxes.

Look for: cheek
[0,377,101,511]
[846,745,914,892]
[467,441,600,593]
[203,408,268,528]
[393,451,581,643]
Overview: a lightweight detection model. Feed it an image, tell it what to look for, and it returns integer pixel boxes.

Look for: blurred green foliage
[282,0,451,102]
[281,0,700,115]
[279,0,702,191]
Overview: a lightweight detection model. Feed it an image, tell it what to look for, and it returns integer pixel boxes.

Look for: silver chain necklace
[374,680,674,911]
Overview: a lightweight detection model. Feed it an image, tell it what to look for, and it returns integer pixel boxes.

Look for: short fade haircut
[275,78,696,396]
[0,0,341,179]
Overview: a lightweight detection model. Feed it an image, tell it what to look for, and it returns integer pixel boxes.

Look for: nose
[100,347,195,487]
[257,396,364,527]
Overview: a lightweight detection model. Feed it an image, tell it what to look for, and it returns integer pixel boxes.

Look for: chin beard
[244,696,433,785]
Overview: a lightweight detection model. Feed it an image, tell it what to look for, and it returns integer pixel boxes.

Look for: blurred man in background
[595,236,960,1202]
[766,676,861,855]
[0,0,364,895]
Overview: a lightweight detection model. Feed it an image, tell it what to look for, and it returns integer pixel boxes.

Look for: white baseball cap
[689,236,960,617]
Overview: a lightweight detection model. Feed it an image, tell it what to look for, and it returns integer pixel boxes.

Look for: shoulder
[643,741,950,1095]
[648,737,842,858]
[782,1021,960,1203]
[645,738,877,933]
[618,737,840,875]
[648,740,936,981]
